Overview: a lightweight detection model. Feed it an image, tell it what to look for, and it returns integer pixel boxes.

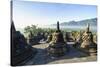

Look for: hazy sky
[13,0,97,28]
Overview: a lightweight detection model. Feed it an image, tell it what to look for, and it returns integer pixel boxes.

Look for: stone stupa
[73,31,83,48]
[47,21,68,57]
[80,23,97,56]
[65,32,74,42]
[11,21,37,66]
[46,34,52,43]
[10,1,37,65]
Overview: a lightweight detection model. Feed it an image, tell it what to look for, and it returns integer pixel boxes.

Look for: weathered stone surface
[27,32,46,45]
[65,32,74,42]
[46,34,52,43]
[11,21,37,66]
[93,35,97,44]
[28,43,97,65]
[73,31,83,48]
[80,23,97,56]
[47,21,68,57]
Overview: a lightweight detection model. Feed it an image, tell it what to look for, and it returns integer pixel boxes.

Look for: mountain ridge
[51,18,97,26]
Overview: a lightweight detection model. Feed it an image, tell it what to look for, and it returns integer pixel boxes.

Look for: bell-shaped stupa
[47,21,68,57]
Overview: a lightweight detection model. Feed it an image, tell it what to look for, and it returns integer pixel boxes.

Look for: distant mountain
[52,18,97,26]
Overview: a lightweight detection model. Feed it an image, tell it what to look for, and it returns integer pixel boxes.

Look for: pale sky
[13,0,97,28]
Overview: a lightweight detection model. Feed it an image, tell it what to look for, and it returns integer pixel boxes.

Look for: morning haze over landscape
[11,0,97,66]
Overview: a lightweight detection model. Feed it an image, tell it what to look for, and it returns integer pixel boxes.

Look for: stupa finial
[57,21,60,32]
[86,23,90,32]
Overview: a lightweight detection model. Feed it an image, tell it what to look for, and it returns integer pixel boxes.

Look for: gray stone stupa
[47,21,68,57]
[11,21,37,66]
[80,23,97,56]
[46,34,52,43]
[73,31,83,48]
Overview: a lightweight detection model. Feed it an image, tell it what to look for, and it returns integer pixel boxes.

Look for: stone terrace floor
[24,42,97,66]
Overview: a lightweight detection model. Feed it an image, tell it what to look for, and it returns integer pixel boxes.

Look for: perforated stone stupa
[47,21,68,57]
[80,23,97,56]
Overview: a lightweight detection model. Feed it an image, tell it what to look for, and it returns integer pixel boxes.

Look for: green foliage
[46,28,56,34]
[24,26,31,33]
[24,25,43,36]
[24,25,57,37]
[24,25,97,40]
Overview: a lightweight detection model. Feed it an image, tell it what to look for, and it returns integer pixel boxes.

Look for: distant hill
[52,18,97,26]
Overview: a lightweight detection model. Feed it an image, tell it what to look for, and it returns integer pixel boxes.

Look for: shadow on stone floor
[30,47,90,65]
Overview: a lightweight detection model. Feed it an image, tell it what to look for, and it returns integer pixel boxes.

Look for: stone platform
[23,42,97,65]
